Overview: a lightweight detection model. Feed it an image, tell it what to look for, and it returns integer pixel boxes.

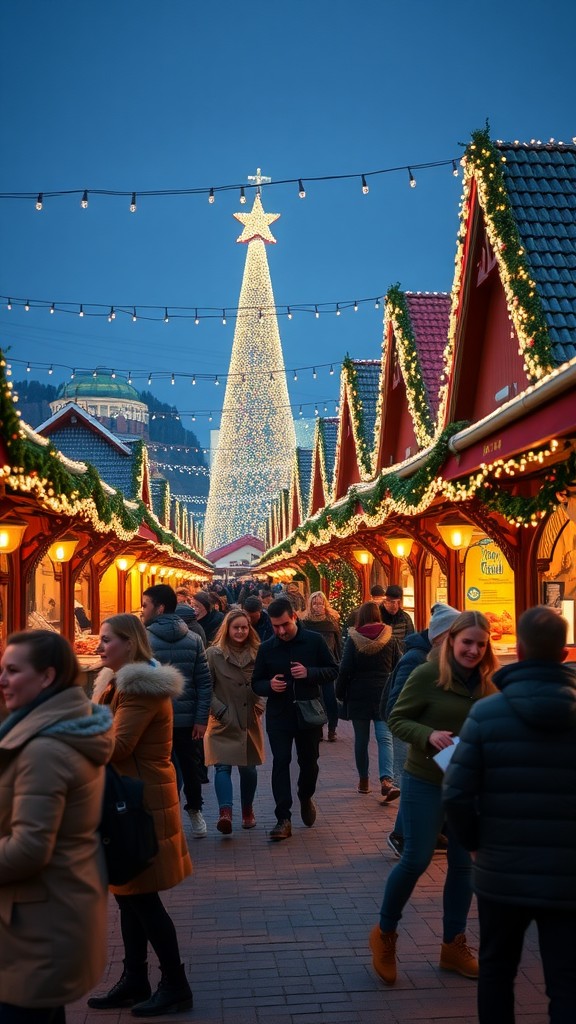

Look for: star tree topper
[235,169,280,244]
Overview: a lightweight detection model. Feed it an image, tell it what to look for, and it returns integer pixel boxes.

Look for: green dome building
[50,369,149,436]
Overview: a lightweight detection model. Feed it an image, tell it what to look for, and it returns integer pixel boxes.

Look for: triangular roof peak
[36,401,132,454]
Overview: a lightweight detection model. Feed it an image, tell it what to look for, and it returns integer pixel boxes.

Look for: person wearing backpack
[89,614,193,1018]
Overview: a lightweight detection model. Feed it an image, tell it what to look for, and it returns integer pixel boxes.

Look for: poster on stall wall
[464,537,516,647]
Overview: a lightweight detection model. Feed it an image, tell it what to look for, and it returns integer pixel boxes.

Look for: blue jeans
[379,772,473,942]
[214,763,258,810]
[352,718,393,780]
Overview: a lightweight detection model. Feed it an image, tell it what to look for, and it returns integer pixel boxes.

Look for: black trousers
[267,723,321,821]
[0,1007,65,1023]
[115,892,181,973]
[172,727,203,812]
[477,895,576,1024]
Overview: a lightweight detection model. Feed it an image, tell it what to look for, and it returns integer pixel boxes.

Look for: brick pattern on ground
[70,720,549,1023]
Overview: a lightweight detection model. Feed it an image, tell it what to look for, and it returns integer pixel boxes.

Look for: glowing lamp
[351,548,374,567]
[386,537,414,559]
[47,535,79,564]
[0,520,27,554]
[167,569,175,578]
[115,555,137,572]
[138,562,148,574]
[436,522,475,551]
[150,565,159,575]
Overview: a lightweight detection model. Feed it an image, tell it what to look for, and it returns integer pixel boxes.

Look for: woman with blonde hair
[302,591,342,741]
[204,609,265,833]
[369,610,498,987]
[88,614,193,1017]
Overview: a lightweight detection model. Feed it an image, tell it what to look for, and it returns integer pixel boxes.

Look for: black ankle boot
[87,962,151,1009]
[131,964,193,1017]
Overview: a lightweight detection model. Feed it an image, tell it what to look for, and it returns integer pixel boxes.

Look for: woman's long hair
[102,614,153,664]
[304,590,340,623]
[437,610,498,693]
[355,601,383,628]
[212,609,260,658]
[6,630,80,688]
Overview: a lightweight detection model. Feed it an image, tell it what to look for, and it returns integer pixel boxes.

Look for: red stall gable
[308,417,338,517]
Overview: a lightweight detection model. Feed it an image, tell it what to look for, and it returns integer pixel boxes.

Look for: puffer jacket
[145,613,212,727]
[383,629,431,720]
[336,624,398,720]
[93,662,192,896]
[443,659,576,908]
[0,688,114,1008]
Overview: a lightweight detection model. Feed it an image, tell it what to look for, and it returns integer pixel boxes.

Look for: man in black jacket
[252,597,338,840]
[443,606,576,1023]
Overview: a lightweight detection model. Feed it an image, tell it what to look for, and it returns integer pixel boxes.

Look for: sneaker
[386,832,403,857]
[369,924,397,984]
[357,777,371,794]
[299,797,316,827]
[269,819,292,841]
[439,934,479,978]
[187,809,207,836]
[380,778,401,802]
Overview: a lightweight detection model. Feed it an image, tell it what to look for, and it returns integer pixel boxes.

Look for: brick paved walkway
[70,720,550,1023]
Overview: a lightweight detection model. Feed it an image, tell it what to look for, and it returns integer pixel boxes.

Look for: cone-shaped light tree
[204,188,296,554]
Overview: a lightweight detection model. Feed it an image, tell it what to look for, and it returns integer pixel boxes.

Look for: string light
[354,300,358,312]
[287,306,292,319]
[171,373,175,385]
[452,160,459,177]
[148,373,152,385]
[26,362,31,372]
[315,305,320,319]
[127,371,132,383]
[330,364,334,374]
[164,307,169,323]
[214,375,220,385]
[336,304,341,316]
[36,193,43,211]
[361,174,369,195]
[313,367,317,379]
[81,190,88,209]
[298,179,306,198]
[108,306,115,321]
[222,310,226,325]
[239,186,246,204]
[50,302,55,314]
[293,370,298,381]
[6,298,11,310]
[408,168,417,188]
[194,309,199,325]
[48,364,53,374]
[208,187,215,204]
[79,304,84,317]
[192,375,196,385]
[374,298,380,309]
[132,307,137,321]
[111,369,116,379]
[24,300,30,311]
[130,192,137,212]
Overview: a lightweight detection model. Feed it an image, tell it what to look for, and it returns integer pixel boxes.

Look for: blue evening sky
[1,0,574,449]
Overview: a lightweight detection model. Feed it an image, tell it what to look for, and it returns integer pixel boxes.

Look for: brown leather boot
[216,807,232,834]
[242,806,256,829]
[357,777,371,794]
[440,934,479,978]
[369,925,397,984]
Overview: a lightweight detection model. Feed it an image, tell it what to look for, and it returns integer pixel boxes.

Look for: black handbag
[100,765,159,885]
[294,698,328,729]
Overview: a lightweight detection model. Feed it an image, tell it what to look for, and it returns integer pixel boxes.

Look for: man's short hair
[175,587,189,599]
[370,584,385,597]
[384,585,403,600]
[243,595,263,613]
[518,605,568,661]
[143,584,177,614]
[268,597,295,620]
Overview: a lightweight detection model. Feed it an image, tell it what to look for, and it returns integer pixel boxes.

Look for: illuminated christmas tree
[204,180,296,554]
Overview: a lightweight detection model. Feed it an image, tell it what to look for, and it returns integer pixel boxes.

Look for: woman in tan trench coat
[88,614,193,1018]
[205,609,264,834]
[0,630,114,1024]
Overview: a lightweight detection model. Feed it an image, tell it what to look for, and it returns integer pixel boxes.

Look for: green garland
[386,284,434,444]
[465,127,553,379]
[319,559,360,630]
[341,356,372,474]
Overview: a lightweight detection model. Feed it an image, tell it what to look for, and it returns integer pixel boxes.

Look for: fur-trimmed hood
[92,660,186,703]
[348,624,392,654]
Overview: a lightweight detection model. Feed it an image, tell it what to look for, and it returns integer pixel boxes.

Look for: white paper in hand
[432,736,460,773]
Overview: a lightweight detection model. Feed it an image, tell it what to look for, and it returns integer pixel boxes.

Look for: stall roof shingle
[350,360,381,451]
[405,292,450,419]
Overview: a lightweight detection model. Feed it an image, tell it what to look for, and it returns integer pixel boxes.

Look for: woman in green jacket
[369,611,498,986]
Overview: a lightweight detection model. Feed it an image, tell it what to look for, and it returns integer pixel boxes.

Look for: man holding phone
[252,597,339,840]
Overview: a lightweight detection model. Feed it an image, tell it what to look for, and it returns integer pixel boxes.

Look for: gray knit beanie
[428,602,460,641]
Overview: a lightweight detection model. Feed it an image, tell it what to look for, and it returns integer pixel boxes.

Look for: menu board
[464,537,516,644]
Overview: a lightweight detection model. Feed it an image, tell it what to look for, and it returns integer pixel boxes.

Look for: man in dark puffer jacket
[142,584,212,837]
[443,605,576,1024]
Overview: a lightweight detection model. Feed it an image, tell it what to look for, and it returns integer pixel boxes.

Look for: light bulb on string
[108,306,115,321]
[314,406,319,416]
[222,309,226,325]
[408,168,417,188]
[132,307,137,321]
[81,190,88,209]
[48,364,53,374]
[164,308,169,323]
[353,300,358,312]
[214,375,219,385]
[293,370,298,381]
[312,367,317,379]
[329,364,334,375]
[336,303,341,316]
[24,300,30,311]
[361,174,369,195]
[374,298,380,309]
[50,302,55,314]
[127,371,132,383]
[111,369,116,379]
[192,375,196,385]
[130,192,137,212]
[171,373,175,385]
[36,193,43,211]
[299,405,303,416]
[92,369,97,378]
[191,413,196,421]
[208,411,213,421]
[148,373,152,385]
[315,305,320,319]
[239,186,246,204]
[209,188,215,204]
[6,299,11,310]
[452,160,459,177]
[26,362,31,372]
[79,304,84,317]
[194,309,199,325]
[287,306,292,319]
[298,179,306,199]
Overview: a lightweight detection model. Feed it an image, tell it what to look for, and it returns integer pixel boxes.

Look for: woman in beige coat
[88,614,193,1018]
[0,630,114,1024]
[205,609,264,833]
